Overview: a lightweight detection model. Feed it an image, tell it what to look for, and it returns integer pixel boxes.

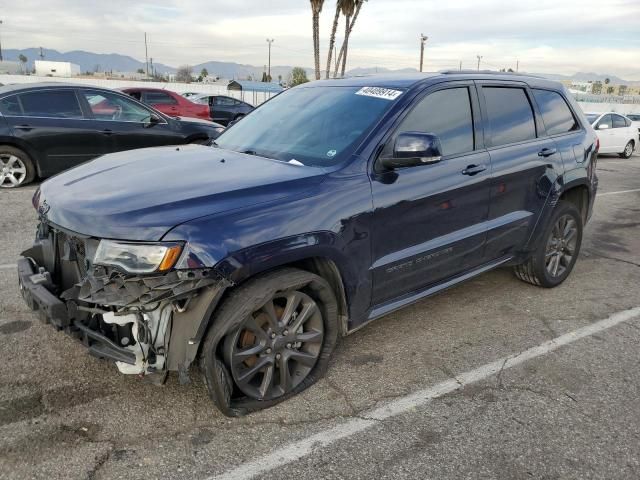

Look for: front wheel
[619,141,634,159]
[200,268,338,414]
[514,201,583,288]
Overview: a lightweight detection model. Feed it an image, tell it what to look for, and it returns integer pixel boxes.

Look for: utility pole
[476,55,483,71]
[459,60,462,71]
[0,20,4,62]
[516,59,519,72]
[266,38,274,82]
[39,47,44,60]
[150,57,154,78]
[419,34,428,72]
[144,32,149,78]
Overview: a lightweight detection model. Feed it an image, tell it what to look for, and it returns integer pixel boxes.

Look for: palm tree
[310,0,325,80]
[325,0,345,79]
[333,0,366,78]
[18,54,28,74]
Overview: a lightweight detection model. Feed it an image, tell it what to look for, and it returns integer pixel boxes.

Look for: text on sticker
[355,87,403,101]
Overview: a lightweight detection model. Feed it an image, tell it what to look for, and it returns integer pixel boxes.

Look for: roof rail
[439,69,545,79]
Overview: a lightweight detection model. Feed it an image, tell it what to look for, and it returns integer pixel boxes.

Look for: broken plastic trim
[61,265,230,308]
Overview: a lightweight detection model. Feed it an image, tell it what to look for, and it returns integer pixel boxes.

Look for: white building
[0,61,22,74]
[35,60,81,78]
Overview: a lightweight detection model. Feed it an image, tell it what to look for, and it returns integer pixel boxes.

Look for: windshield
[585,113,600,124]
[627,114,640,121]
[214,85,402,166]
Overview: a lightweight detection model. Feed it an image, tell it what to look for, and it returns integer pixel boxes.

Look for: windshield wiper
[242,149,258,156]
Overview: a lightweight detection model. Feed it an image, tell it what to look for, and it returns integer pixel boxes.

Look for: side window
[612,115,627,129]
[127,91,142,101]
[214,96,236,106]
[18,90,83,119]
[532,89,578,135]
[597,114,612,129]
[82,90,154,123]
[385,87,474,157]
[482,87,536,146]
[145,92,177,105]
[0,95,22,116]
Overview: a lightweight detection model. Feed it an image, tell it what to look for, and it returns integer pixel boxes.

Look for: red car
[119,88,211,121]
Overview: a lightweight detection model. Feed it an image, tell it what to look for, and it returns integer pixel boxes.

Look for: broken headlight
[93,240,183,274]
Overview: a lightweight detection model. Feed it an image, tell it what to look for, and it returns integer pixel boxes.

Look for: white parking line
[598,188,640,197]
[0,263,17,270]
[213,307,640,480]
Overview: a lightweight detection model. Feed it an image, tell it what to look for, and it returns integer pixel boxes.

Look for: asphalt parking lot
[1,152,639,480]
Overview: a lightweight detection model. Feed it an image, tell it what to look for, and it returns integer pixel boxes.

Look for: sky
[1,0,639,79]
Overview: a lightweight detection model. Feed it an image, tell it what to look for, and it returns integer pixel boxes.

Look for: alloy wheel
[0,154,27,188]
[224,290,324,401]
[624,142,633,157]
[545,214,578,278]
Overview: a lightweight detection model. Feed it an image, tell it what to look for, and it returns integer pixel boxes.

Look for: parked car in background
[120,88,211,121]
[18,72,597,415]
[585,112,636,158]
[0,83,224,187]
[627,113,640,140]
[192,94,254,125]
[182,92,200,98]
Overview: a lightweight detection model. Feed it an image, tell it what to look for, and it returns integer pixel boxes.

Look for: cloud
[1,0,639,79]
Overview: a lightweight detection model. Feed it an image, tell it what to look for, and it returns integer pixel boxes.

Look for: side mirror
[380,132,443,170]
[145,114,162,128]
[597,123,609,130]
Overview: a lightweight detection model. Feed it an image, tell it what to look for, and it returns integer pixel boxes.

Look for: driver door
[79,89,183,153]
[370,83,491,305]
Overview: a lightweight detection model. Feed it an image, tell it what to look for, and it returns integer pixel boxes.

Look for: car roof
[0,82,87,96]
[303,71,562,90]
[119,87,177,94]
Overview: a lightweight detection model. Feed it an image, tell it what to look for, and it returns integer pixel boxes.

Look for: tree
[591,81,602,95]
[325,0,345,79]
[606,86,615,95]
[136,68,145,74]
[333,0,367,78]
[310,0,325,80]
[200,68,208,78]
[18,54,28,74]
[618,85,628,96]
[289,67,309,87]
[604,77,610,85]
[176,65,193,83]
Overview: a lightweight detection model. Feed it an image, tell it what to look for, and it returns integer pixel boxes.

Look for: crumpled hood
[38,145,326,241]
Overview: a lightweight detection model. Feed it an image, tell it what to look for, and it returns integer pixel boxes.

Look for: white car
[585,112,636,158]
[627,114,640,141]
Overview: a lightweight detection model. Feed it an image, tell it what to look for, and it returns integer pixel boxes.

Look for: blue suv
[18,72,598,416]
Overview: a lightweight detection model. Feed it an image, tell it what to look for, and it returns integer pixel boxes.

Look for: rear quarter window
[482,87,536,147]
[0,95,22,115]
[532,89,579,135]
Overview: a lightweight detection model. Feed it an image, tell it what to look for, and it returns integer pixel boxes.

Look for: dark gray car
[192,94,254,125]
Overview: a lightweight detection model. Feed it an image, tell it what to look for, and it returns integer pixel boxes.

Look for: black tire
[619,140,634,159]
[514,200,583,288]
[200,268,338,416]
[0,146,36,188]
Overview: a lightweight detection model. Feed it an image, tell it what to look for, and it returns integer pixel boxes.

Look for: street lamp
[0,20,4,62]
[266,38,274,81]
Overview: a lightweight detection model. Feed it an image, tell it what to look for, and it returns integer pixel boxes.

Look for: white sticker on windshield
[355,87,403,101]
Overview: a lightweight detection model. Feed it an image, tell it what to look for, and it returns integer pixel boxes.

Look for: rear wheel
[200,268,338,413]
[0,146,35,188]
[619,140,634,159]
[514,201,583,288]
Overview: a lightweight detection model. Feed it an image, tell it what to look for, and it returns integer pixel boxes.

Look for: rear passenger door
[3,89,108,177]
[477,82,562,260]
[212,96,236,124]
[143,91,179,117]
[370,82,491,305]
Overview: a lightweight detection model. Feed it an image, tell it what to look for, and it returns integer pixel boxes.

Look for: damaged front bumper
[18,224,230,381]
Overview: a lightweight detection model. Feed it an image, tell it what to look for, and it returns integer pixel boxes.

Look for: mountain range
[3,48,638,85]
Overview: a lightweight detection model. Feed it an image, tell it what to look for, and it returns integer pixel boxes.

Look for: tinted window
[387,87,474,156]
[0,95,22,115]
[126,91,142,100]
[483,87,536,146]
[145,92,177,105]
[214,97,236,106]
[532,89,578,135]
[597,114,612,129]
[19,90,83,118]
[612,114,627,128]
[627,114,640,121]
[82,90,154,123]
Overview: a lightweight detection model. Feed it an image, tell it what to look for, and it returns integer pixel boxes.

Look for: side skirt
[348,255,513,335]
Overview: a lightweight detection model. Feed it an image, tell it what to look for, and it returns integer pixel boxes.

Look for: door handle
[461,164,487,176]
[101,129,114,135]
[14,124,33,131]
[538,147,557,157]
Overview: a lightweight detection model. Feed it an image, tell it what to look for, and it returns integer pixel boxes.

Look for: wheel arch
[559,182,590,224]
[0,138,43,176]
